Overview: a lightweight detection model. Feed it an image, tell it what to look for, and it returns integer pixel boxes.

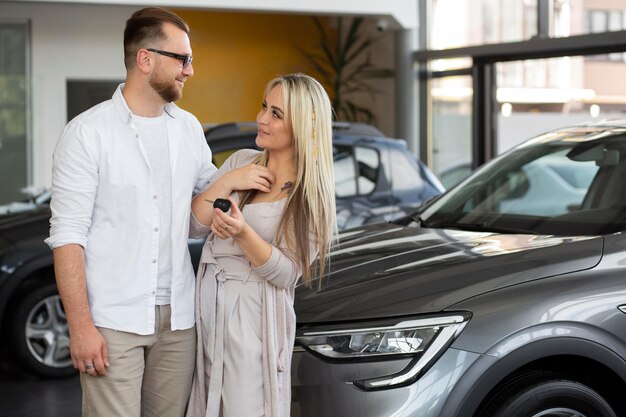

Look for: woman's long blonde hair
[240,73,336,287]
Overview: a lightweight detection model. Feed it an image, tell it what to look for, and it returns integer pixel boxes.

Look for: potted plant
[299,16,395,124]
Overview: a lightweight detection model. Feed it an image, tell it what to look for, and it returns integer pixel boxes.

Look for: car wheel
[478,371,616,417]
[9,282,75,378]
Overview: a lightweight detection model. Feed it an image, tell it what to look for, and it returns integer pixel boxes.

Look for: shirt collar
[112,83,181,124]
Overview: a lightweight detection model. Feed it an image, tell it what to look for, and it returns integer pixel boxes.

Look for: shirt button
[151,290,156,295]
[154,227,159,232]
[152,259,157,264]
[153,195,157,200]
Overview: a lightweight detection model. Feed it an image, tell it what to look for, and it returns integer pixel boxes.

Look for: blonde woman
[186,73,336,417]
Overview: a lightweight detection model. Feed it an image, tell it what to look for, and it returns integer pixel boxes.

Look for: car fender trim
[442,337,626,417]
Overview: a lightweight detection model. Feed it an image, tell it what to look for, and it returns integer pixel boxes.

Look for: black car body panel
[0,207,53,331]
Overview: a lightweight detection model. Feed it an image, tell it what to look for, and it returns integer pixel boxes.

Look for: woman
[186,73,336,417]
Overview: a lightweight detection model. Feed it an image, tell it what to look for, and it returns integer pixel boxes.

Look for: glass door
[431,74,473,188]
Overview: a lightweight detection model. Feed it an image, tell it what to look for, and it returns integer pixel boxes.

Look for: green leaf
[297,16,393,122]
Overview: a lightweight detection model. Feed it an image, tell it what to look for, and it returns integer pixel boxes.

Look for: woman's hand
[211,197,274,267]
[192,163,275,228]
[220,163,275,194]
[211,197,248,239]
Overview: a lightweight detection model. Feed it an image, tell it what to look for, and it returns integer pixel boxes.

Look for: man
[45,7,216,417]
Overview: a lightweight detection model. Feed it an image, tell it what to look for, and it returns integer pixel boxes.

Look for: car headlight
[296,313,469,390]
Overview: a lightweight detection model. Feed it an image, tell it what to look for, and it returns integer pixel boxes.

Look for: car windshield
[420,128,626,236]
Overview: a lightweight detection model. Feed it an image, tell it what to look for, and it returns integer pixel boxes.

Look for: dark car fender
[0,252,55,335]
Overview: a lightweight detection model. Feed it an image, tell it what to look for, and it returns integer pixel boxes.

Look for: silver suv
[291,120,626,417]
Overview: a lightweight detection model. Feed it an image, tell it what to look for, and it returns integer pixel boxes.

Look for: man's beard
[149,72,182,103]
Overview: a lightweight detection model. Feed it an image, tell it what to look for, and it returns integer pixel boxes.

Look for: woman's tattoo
[280,181,294,194]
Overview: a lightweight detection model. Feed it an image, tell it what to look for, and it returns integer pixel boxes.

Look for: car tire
[9,282,76,378]
[478,371,617,417]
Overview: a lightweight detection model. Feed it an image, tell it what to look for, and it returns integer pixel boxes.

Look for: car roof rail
[332,122,384,137]
[205,121,385,140]
[205,122,258,140]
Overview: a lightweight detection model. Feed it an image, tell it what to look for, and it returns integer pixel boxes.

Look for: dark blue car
[204,122,444,230]
[0,122,444,378]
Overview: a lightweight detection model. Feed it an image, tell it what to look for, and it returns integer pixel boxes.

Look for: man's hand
[70,324,109,376]
[53,244,108,376]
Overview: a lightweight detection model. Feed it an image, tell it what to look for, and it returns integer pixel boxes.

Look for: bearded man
[46,7,216,417]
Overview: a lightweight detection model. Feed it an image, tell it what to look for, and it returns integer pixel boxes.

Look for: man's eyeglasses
[147,48,193,68]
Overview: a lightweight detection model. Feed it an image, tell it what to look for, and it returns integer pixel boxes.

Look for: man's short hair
[123,7,190,70]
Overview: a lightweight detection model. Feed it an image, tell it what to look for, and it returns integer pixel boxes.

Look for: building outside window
[425,0,626,187]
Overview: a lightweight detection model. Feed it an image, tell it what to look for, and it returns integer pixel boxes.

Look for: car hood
[0,201,38,216]
[0,206,51,242]
[295,222,603,324]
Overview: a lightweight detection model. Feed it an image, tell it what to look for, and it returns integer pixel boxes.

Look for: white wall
[2,2,136,188]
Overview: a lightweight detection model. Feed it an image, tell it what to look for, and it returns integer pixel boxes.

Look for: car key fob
[213,198,231,212]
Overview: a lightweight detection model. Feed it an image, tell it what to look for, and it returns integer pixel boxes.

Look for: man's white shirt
[46,84,216,334]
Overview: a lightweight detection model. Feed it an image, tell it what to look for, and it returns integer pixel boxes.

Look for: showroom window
[496,53,626,153]
[418,0,626,189]
[431,75,473,188]
[430,0,537,49]
[584,9,626,62]
[0,22,29,205]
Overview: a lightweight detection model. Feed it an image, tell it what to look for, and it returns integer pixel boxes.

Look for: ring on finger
[85,362,95,371]
[224,226,230,231]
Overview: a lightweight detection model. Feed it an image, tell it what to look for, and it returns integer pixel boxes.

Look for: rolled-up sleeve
[189,207,212,239]
[45,122,99,249]
[254,246,301,290]
[254,231,320,290]
[192,124,217,196]
[189,129,217,239]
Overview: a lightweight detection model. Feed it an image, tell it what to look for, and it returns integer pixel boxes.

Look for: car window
[495,151,597,216]
[211,142,382,199]
[422,133,626,235]
[334,146,357,197]
[354,146,378,194]
[334,145,380,197]
[431,146,600,220]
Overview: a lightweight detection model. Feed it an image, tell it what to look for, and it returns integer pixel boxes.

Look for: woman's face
[255,85,293,153]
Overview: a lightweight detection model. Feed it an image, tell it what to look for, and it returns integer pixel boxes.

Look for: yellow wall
[174,10,322,125]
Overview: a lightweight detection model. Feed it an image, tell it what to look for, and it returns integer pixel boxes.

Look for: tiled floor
[0,350,81,417]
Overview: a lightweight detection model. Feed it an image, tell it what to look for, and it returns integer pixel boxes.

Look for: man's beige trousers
[80,305,196,417]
